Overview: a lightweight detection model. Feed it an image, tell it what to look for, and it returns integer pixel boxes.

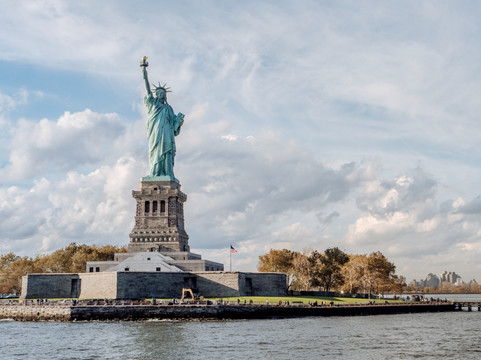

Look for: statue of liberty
[140,56,184,182]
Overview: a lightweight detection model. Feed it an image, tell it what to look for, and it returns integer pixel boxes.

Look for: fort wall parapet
[21,271,288,299]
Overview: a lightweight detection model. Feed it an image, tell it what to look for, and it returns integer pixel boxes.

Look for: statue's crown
[152,82,172,93]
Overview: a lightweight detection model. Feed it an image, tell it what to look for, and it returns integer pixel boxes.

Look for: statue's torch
[140,56,149,67]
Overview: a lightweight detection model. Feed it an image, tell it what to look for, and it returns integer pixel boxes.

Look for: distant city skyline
[411,271,474,289]
[1,1,481,281]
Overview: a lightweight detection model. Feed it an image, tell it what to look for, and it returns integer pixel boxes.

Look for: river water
[1,296,481,359]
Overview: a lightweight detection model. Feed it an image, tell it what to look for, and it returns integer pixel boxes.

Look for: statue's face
[155,89,166,101]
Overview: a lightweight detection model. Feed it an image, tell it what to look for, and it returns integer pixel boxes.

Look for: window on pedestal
[160,200,166,213]
[153,201,158,213]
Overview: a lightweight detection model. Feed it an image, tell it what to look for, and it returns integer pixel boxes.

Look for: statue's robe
[144,93,184,178]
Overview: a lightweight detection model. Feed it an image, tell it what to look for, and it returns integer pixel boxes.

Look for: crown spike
[151,81,172,93]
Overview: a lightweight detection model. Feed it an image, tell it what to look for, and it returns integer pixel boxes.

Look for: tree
[309,247,349,293]
[367,251,396,296]
[340,254,367,294]
[391,275,407,296]
[0,256,39,294]
[340,251,403,297]
[257,248,317,291]
[0,253,20,270]
[290,249,312,291]
[39,243,126,273]
[70,244,125,272]
[405,282,421,293]
[0,243,127,294]
[347,252,385,298]
[438,281,455,293]
[469,281,481,293]
[257,249,295,273]
[259,247,406,296]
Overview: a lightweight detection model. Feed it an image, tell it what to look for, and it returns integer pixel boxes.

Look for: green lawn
[202,296,405,305]
[6,296,406,304]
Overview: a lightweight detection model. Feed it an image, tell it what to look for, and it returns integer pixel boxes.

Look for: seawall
[0,304,71,321]
[0,303,455,321]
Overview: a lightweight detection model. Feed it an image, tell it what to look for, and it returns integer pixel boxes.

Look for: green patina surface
[141,175,177,182]
[141,59,184,182]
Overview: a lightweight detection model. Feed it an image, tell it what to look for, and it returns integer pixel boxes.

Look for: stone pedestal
[128,180,190,253]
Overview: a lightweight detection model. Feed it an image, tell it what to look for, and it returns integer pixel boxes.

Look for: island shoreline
[0,303,455,321]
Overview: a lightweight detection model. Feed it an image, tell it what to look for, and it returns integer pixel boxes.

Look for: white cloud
[341,167,481,279]
[0,89,28,113]
[0,109,124,182]
[1,1,481,282]
[0,156,143,255]
[178,126,364,251]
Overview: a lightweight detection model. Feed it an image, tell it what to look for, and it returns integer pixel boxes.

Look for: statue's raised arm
[140,56,185,183]
[140,56,152,97]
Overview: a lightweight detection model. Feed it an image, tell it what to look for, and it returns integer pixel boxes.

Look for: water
[1,311,481,359]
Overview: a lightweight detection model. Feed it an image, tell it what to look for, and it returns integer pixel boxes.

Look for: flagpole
[230,249,232,272]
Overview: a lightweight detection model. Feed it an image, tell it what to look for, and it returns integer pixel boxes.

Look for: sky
[1,0,481,282]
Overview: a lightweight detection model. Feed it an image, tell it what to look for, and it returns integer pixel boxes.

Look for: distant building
[440,271,461,284]
[425,273,440,288]
[411,273,439,288]
[411,271,467,289]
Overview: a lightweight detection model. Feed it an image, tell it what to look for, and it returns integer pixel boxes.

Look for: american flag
[230,245,237,254]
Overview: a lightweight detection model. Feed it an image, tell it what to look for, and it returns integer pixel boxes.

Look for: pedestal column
[128,181,189,253]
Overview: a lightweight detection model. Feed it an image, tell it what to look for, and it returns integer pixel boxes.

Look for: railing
[453,302,481,311]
